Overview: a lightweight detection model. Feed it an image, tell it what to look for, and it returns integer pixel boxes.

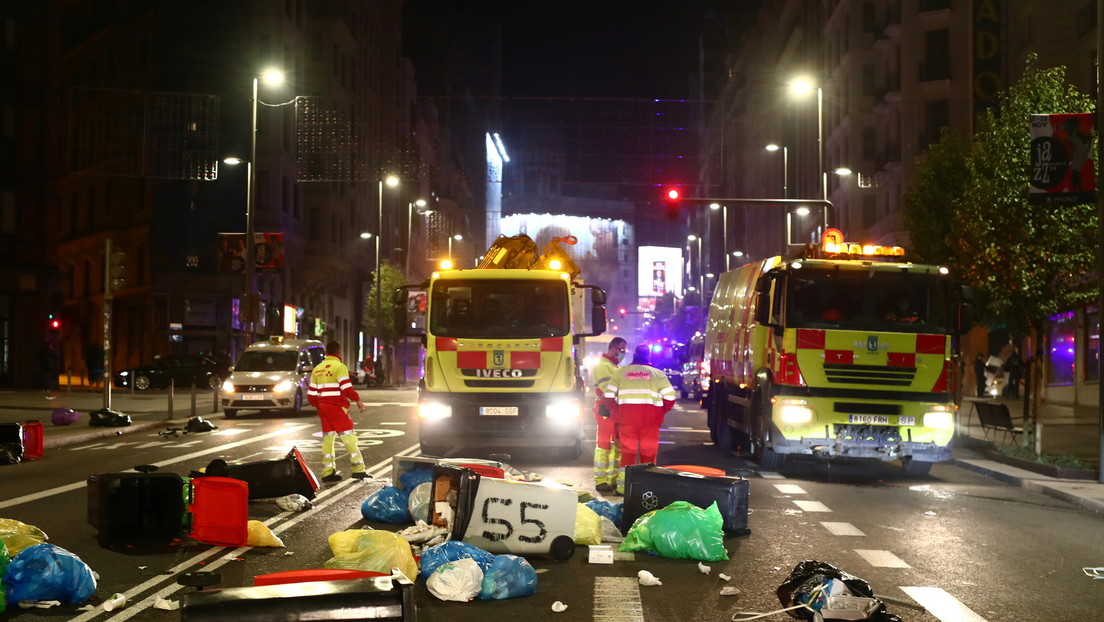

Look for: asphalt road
[1,391,1101,621]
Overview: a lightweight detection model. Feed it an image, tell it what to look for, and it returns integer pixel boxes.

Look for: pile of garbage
[1,518,97,612]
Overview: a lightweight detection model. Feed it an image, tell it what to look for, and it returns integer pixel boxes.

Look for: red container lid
[459,463,505,479]
[660,464,726,477]
[189,476,248,547]
[21,421,44,461]
[253,568,387,586]
[291,446,320,493]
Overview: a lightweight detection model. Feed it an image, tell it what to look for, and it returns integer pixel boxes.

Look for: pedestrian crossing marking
[854,549,910,568]
[759,471,786,479]
[900,586,988,622]
[820,521,865,536]
[792,500,832,512]
[773,483,806,494]
[594,576,644,622]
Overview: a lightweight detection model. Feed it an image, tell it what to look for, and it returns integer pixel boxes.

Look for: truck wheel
[901,457,933,475]
[549,535,575,561]
[751,389,784,470]
[224,409,238,419]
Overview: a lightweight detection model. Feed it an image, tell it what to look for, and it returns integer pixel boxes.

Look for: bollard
[191,381,197,417]
[167,379,174,420]
[212,384,220,414]
[67,367,72,393]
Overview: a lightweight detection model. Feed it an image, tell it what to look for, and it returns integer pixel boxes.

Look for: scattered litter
[397,521,448,546]
[138,566,147,570]
[426,558,483,602]
[18,600,61,609]
[698,562,711,574]
[361,486,411,523]
[923,511,937,516]
[599,516,624,543]
[1084,567,1104,580]
[731,559,901,622]
[5,544,96,604]
[102,593,126,612]
[284,551,294,556]
[574,503,602,545]
[324,529,418,580]
[275,494,313,512]
[551,600,568,612]
[246,520,285,547]
[0,518,49,555]
[719,573,732,582]
[407,482,433,523]
[588,545,614,564]
[620,501,728,562]
[720,586,741,596]
[479,554,537,600]
[637,570,662,586]
[535,568,550,574]
[153,596,180,611]
[419,541,496,580]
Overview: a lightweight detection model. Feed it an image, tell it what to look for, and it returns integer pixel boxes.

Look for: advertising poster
[1029,113,1096,205]
[637,246,683,298]
[218,233,286,272]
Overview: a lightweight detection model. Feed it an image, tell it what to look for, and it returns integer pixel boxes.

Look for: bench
[972,401,1023,445]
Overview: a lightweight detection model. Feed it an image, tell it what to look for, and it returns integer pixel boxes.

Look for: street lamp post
[375,175,399,366]
[765,144,789,198]
[789,79,824,201]
[447,234,463,261]
[688,234,703,305]
[709,203,726,273]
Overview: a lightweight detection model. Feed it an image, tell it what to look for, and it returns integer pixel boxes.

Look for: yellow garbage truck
[704,229,973,474]
[394,234,607,458]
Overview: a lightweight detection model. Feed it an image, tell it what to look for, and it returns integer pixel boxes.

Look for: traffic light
[662,187,681,221]
[47,314,61,332]
[619,307,627,317]
[108,249,127,291]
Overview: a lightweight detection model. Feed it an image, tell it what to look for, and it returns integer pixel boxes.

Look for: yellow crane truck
[394,234,607,458]
[704,229,973,474]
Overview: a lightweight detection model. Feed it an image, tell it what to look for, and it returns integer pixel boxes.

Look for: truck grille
[823,363,915,386]
[464,380,535,388]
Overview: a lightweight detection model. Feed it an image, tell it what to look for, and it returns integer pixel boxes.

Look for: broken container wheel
[177,571,221,590]
[549,535,575,562]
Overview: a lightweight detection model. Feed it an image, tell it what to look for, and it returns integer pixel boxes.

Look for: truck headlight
[222,379,235,393]
[273,379,294,394]
[545,401,581,420]
[420,403,452,420]
[779,399,813,424]
[923,411,954,430]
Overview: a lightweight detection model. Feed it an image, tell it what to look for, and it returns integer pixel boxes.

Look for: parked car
[113,354,231,390]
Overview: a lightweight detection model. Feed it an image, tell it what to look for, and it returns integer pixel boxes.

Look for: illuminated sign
[820,228,904,257]
[637,246,684,297]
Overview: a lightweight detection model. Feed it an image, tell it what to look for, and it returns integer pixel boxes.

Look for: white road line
[820,521,866,536]
[759,471,786,479]
[613,550,636,562]
[73,444,422,622]
[594,576,644,622]
[792,500,832,512]
[0,424,314,511]
[378,421,407,425]
[899,587,988,622]
[854,549,910,568]
[773,483,807,494]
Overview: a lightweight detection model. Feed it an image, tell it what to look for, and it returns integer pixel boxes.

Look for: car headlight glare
[923,411,954,430]
[221,379,235,393]
[779,399,813,424]
[545,402,581,420]
[273,379,294,393]
[419,403,452,420]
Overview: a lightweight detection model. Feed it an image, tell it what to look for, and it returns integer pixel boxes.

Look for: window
[1086,306,1100,383]
[921,29,950,81]
[1047,312,1077,386]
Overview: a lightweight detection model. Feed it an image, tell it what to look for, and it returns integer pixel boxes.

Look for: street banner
[218,233,286,272]
[1029,113,1096,205]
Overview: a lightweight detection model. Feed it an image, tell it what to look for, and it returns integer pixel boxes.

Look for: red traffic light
[666,188,680,200]
[48,318,61,331]
[618,307,627,316]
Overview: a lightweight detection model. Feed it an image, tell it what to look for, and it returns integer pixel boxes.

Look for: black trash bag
[0,443,22,465]
[89,408,132,427]
[776,560,901,621]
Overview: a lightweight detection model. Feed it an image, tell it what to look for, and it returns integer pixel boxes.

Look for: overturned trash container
[623,464,750,535]
[182,574,416,621]
[201,447,319,500]
[89,408,132,427]
[430,464,577,561]
[87,465,248,549]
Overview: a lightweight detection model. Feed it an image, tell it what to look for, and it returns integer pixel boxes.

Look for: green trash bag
[619,500,728,562]
[0,539,8,613]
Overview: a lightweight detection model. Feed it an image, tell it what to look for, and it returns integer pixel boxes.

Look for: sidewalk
[2,386,1103,514]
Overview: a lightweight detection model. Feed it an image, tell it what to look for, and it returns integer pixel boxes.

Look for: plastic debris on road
[396,520,447,549]
[1083,567,1104,580]
[573,503,601,545]
[275,493,313,512]
[637,570,662,586]
[599,516,624,543]
[246,520,285,547]
[479,554,537,600]
[0,518,49,555]
[426,558,484,602]
[322,529,418,580]
[731,559,902,622]
[619,501,728,562]
[698,562,711,574]
[4,543,97,605]
[51,408,80,426]
[153,596,180,610]
[407,481,432,523]
[361,486,411,523]
[419,541,496,581]
[551,600,568,612]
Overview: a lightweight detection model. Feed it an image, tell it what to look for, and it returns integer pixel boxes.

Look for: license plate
[898,416,916,426]
[848,414,889,425]
[241,394,266,401]
[480,406,518,416]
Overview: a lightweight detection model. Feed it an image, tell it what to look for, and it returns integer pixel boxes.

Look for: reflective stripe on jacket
[603,363,675,427]
[308,355,360,407]
[592,354,619,397]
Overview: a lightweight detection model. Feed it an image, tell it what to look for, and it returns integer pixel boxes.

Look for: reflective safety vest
[308,355,360,407]
[592,354,620,398]
[603,363,675,427]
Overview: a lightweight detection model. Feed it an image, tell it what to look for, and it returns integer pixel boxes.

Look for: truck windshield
[784,269,954,334]
[430,278,570,338]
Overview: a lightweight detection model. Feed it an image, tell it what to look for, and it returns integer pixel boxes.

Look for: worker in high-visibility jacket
[603,344,676,494]
[591,337,627,494]
[307,340,367,482]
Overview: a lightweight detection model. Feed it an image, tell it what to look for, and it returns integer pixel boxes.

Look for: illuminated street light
[374,175,399,359]
[789,78,824,201]
[765,143,789,198]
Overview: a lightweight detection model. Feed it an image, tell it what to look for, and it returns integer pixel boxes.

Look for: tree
[900,127,971,265]
[363,261,408,343]
[951,54,1097,338]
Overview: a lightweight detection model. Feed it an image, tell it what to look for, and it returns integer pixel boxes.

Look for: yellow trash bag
[573,503,601,546]
[246,520,285,548]
[0,518,48,555]
[323,529,417,580]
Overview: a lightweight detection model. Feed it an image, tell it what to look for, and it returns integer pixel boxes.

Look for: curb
[952,456,1104,515]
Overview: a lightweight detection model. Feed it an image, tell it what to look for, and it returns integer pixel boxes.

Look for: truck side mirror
[591,305,607,334]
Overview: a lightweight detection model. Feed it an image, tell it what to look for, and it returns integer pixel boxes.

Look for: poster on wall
[637,246,683,298]
[1029,113,1096,205]
[499,213,631,291]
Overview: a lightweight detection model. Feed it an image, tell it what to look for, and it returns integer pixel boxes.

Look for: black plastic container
[623,464,751,535]
[202,447,319,500]
[182,577,415,622]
